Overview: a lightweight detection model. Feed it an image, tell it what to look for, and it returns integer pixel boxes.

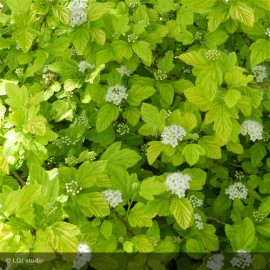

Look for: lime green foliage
[0,0,270,269]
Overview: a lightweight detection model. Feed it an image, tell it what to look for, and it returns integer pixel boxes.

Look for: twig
[207,216,226,225]
[12,171,26,186]
[248,83,270,89]
[227,162,242,168]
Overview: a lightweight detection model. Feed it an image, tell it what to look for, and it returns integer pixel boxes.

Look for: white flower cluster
[166,110,172,118]
[116,123,129,135]
[188,195,203,208]
[129,2,141,8]
[65,180,83,196]
[225,182,248,200]
[78,60,95,72]
[149,237,158,247]
[182,67,192,74]
[265,28,270,37]
[102,189,123,208]
[206,254,224,270]
[42,73,55,86]
[105,84,128,105]
[140,143,148,154]
[88,151,97,162]
[154,70,168,80]
[161,125,187,147]
[127,33,138,43]
[68,0,88,27]
[165,172,191,198]
[73,115,87,126]
[253,210,265,223]
[194,213,203,230]
[224,0,230,3]
[240,120,263,142]
[73,243,92,270]
[251,65,267,83]
[195,31,203,40]
[0,3,3,11]
[117,65,132,76]
[231,251,252,269]
[235,170,245,181]
[65,156,77,167]
[205,50,220,61]
[15,68,24,78]
[131,182,140,190]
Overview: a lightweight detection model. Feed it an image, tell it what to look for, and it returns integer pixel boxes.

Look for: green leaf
[196,64,223,100]
[76,192,110,217]
[128,202,153,227]
[158,51,175,72]
[207,6,228,32]
[101,142,141,170]
[250,143,267,167]
[127,85,156,106]
[14,28,34,53]
[170,198,193,230]
[223,89,241,108]
[141,103,166,130]
[183,168,207,190]
[48,59,78,77]
[100,220,113,240]
[198,136,221,159]
[178,50,207,68]
[252,0,270,11]
[204,30,228,48]
[132,235,154,252]
[122,106,141,126]
[112,40,133,60]
[96,104,119,132]
[184,87,211,111]
[182,144,205,166]
[6,0,32,14]
[226,217,257,251]
[76,161,107,188]
[51,4,70,24]
[146,141,165,165]
[186,238,205,253]
[156,82,175,105]
[132,41,152,66]
[71,28,90,54]
[256,220,270,237]
[22,115,47,136]
[200,224,219,251]
[229,2,254,27]
[5,83,29,109]
[250,39,270,66]
[139,177,167,200]
[206,102,232,146]
[45,222,80,253]
[87,2,115,21]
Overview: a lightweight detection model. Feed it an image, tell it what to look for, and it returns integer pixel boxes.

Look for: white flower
[65,180,83,196]
[265,28,270,37]
[154,70,168,80]
[78,61,94,72]
[240,120,263,142]
[104,84,128,105]
[231,251,252,269]
[165,172,191,198]
[251,65,267,83]
[68,0,88,27]
[102,189,123,208]
[205,50,220,61]
[188,195,203,208]
[194,213,203,230]
[116,123,129,135]
[225,182,248,200]
[161,125,187,147]
[73,243,92,270]
[206,254,224,270]
[117,65,132,76]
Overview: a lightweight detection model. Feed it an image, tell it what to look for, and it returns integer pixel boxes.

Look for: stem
[248,83,270,88]
[227,162,242,168]
[207,216,226,225]
[12,171,26,186]
[125,193,135,220]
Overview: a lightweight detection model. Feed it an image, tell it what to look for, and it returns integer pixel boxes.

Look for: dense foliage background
[0,0,270,269]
